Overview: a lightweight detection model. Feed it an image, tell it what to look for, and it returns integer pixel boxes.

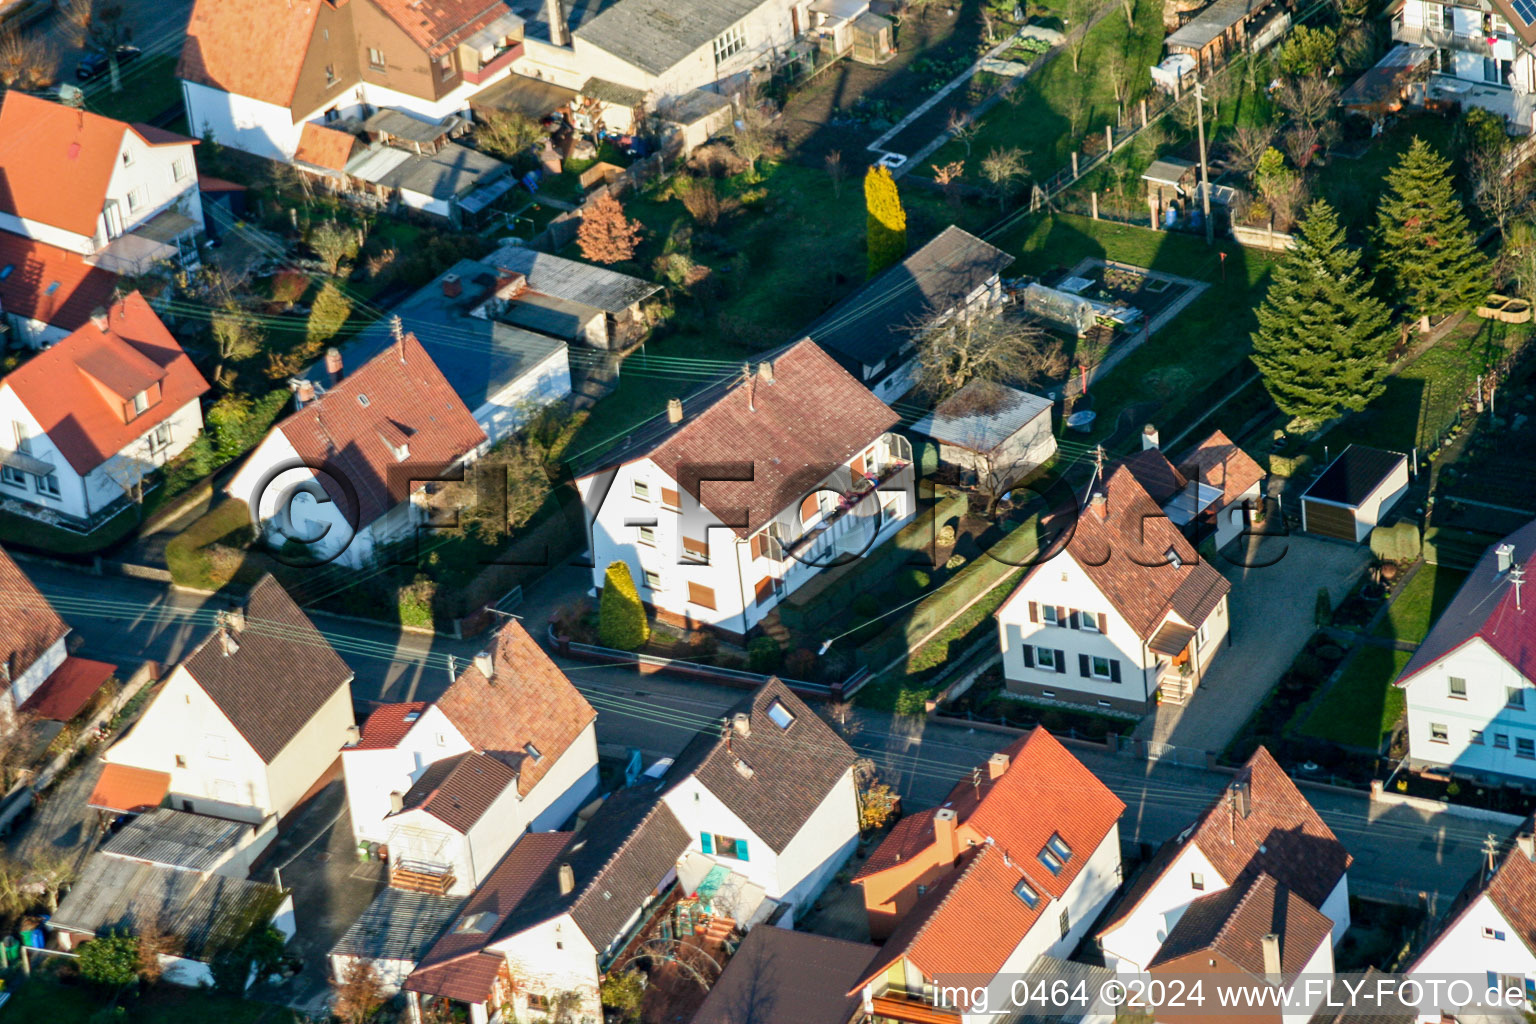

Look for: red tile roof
[89,763,170,814]
[434,620,595,798]
[587,340,900,537]
[372,0,516,57]
[1015,462,1230,640]
[274,331,485,528]
[396,750,517,833]
[3,292,210,476]
[406,831,574,1002]
[1099,747,1351,937]
[0,544,69,682]
[852,808,938,880]
[178,0,325,108]
[1179,429,1266,508]
[294,122,357,171]
[355,701,428,749]
[1149,871,1333,975]
[19,656,115,721]
[0,233,120,332]
[1484,843,1536,956]
[0,93,190,237]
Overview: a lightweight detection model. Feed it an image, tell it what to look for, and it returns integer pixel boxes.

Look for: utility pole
[1194,80,1213,246]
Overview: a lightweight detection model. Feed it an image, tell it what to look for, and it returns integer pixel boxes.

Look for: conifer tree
[599,561,649,651]
[1251,199,1394,423]
[578,193,643,265]
[1375,137,1488,329]
[865,165,907,278]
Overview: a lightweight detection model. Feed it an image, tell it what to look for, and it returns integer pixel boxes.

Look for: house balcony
[462,42,523,86]
[1391,19,1505,58]
[784,459,913,568]
[868,991,960,1023]
[389,857,456,895]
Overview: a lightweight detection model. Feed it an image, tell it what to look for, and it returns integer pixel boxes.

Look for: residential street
[19,559,1507,916]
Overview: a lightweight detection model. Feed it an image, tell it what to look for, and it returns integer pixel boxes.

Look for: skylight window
[524,742,543,762]
[358,394,370,407]
[454,911,497,934]
[403,711,421,723]
[0,265,13,280]
[766,700,794,730]
[45,281,59,295]
[1165,547,1182,569]
[1038,833,1071,875]
[1013,878,1039,908]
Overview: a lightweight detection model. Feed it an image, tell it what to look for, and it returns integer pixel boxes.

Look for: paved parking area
[1134,533,1371,751]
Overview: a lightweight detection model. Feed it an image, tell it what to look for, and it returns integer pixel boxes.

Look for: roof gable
[396,751,518,833]
[1149,871,1333,975]
[179,574,354,763]
[4,291,210,475]
[573,0,765,77]
[1484,843,1536,958]
[1399,518,1536,688]
[0,93,132,236]
[0,233,119,332]
[0,544,69,681]
[666,678,857,854]
[274,331,486,527]
[1177,429,1265,508]
[432,620,596,796]
[178,0,325,107]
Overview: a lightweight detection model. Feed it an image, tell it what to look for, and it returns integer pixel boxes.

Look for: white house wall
[771,765,859,910]
[1319,873,1350,947]
[1408,890,1536,1022]
[100,133,203,248]
[520,718,600,832]
[78,396,206,518]
[0,211,93,254]
[262,679,353,821]
[488,914,603,1021]
[182,80,309,162]
[103,664,274,823]
[662,770,785,897]
[1356,464,1410,540]
[478,346,572,445]
[1404,637,1536,782]
[343,705,473,845]
[3,313,70,349]
[0,384,86,519]
[10,634,68,711]
[1099,843,1223,974]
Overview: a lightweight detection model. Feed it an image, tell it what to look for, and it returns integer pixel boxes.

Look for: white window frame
[132,390,150,415]
[1081,612,1100,633]
[1033,645,1058,670]
[369,47,386,69]
[1090,656,1113,680]
[121,148,134,167]
[638,525,657,546]
[713,23,746,62]
[149,422,172,451]
[126,187,145,213]
[643,568,662,590]
[632,479,651,501]
[1429,722,1449,743]
[35,473,61,498]
[0,466,24,489]
[1449,675,1467,698]
[171,157,188,182]
[1425,2,1445,31]
[1042,605,1060,627]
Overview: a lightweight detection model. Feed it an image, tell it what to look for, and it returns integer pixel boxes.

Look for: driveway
[1133,533,1372,751]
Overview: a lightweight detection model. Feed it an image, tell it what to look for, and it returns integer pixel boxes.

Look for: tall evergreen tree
[598,561,649,651]
[1251,199,1394,423]
[865,165,907,278]
[1375,136,1488,328]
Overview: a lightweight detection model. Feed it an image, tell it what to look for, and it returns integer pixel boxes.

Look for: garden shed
[1301,445,1411,543]
[908,380,1056,483]
[1143,156,1197,226]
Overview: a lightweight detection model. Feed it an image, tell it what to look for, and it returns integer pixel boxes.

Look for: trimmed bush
[1369,521,1421,563]
[748,636,782,673]
[599,562,649,650]
[898,568,932,597]
[1313,587,1333,627]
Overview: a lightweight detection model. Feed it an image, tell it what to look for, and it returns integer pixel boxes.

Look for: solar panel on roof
[1512,0,1536,25]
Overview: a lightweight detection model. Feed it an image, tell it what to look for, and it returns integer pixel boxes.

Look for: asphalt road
[19,561,1508,913]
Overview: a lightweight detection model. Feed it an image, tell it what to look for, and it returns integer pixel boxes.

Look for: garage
[1300,445,1411,543]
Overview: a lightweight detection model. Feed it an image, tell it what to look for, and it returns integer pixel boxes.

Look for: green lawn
[1315,115,1459,237]
[929,0,1167,182]
[1297,646,1411,750]
[83,55,183,125]
[164,498,264,592]
[992,213,1277,443]
[1373,564,1468,645]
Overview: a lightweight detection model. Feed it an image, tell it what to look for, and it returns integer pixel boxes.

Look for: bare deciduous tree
[135,914,180,983]
[333,959,387,1024]
[1106,48,1131,117]
[980,146,1028,210]
[210,304,263,388]
[947,108,978,157]
[1277,73,1339,128]
[84,0,133,92]
[1282,122,1323,170]
[824,149,845,198]
[1066,0,1091,72]
[678,176,721,227]
[1470,147,1528,242]
[0,31,57,89]
[475,109,544,163]
[932,159,965,209]
[308,219,361,276]
[61,0,94,46]
[916,312,1065,399]
[1225,122,1276,178]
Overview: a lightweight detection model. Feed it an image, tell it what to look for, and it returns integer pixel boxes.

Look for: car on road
[75,45,141,82]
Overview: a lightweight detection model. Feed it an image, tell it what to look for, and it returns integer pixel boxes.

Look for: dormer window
[1013,877,1039,908]
[132,390,150,415]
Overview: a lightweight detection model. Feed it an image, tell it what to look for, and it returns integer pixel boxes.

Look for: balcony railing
[390,858,456,895]
[462,42,523,85]
[869,992,961,1023]
[1392,19,1502,57]
[784,460,912,561]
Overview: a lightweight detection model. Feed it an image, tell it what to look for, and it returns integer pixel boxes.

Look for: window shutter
[1056,606,1067,627]
[800,493,820,523]
[851,455,865,478]
[660,487,680,508]
[754,577,774,605]
[1078,654,1090,678]
[1055,651,1066,674]
[750,534,762,560]
[1028,601,1039,623]
[1069,610,1081,630]
[1097,612,1109,633]
[1109,660,1122,683]
[1024,646,1035,669]
[683,536,709,559]
[701,832,714,854]
[688,582,717,609]
[737,839,749,862]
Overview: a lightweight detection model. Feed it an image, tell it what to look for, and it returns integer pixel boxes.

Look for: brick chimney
[295,379,316,407]
[757,361,775,383]
[546,0,569,46]
[473,650,494,681]
[389,791,404,814]
[441,272,462,298]
[987,752,1010,780]
[933,807,959,858]
[1089,491,1107,522]
[89,306,110,332]
[325,347,345,384]
[558,862,575,895]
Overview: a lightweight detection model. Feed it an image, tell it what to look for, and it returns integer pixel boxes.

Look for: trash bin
[357,842,371,862]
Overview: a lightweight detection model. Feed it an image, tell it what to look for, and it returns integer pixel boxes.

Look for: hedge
[1423,525,1499,569]
[776,485,968,634]
[1369,521,1421,563]
[855,514,1040,673]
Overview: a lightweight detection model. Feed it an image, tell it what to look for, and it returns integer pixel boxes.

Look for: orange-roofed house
[0,233,120,348]
[1097,746,1352,978]
[0,292,209,524]
[339,619,599,897]
[849,727,1124,1023]
[225,330,487,569]
[177,0,525,165]
[0,93,202,271]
